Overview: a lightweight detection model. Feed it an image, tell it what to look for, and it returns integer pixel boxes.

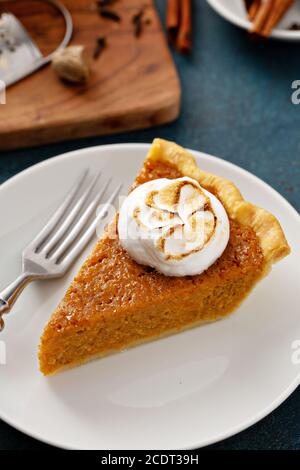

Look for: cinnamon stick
[176,0,192,54]
[167,0,180,42]
[248,0,261,21]
[244,0,253,11]
[261,0,294,36]
[251,0,275,34]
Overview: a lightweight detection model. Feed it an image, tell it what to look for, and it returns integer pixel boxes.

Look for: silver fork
[0,169,122,331]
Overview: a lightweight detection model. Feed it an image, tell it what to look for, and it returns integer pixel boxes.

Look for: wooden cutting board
[0,0,180,150]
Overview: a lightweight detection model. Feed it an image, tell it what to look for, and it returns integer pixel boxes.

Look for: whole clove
[289,22,300,30]
[132,10,144,37]
[132,8,150,38]
[96,0,121,22]
[99,9,121,22]
[93,36,107,59]
[97,0,118,6]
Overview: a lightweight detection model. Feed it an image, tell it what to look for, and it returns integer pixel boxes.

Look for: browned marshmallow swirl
[118,177,230,277]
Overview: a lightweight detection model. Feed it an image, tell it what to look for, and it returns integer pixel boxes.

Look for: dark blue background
[0,0,299,450]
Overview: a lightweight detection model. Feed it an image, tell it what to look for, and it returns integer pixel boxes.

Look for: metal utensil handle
[36,0,73,66]
[0,273,33,331]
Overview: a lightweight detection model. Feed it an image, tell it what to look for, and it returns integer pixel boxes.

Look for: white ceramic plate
[0,144,299,450]
[207,0,300,41]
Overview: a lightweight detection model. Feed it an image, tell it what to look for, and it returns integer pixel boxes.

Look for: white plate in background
[207,0,300,41]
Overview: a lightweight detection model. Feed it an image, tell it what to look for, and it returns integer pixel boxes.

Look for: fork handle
[0,273,33,331]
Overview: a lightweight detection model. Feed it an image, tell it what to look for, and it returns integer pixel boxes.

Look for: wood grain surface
[0,0,181,150]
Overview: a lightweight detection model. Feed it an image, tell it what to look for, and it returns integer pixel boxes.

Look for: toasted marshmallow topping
[118,177,230,277]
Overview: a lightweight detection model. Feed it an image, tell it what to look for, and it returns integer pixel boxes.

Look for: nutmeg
[52,45,90,83]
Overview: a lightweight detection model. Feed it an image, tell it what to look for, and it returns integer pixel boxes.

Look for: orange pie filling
[39,158,268,375]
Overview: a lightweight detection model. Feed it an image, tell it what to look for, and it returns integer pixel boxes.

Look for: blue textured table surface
[0,0,299,450]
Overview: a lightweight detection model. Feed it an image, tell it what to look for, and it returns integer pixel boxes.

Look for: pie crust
[39,139,290,375]
[148,139,290,266]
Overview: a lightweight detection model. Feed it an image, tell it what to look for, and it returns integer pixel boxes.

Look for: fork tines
[27,169,122,269]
